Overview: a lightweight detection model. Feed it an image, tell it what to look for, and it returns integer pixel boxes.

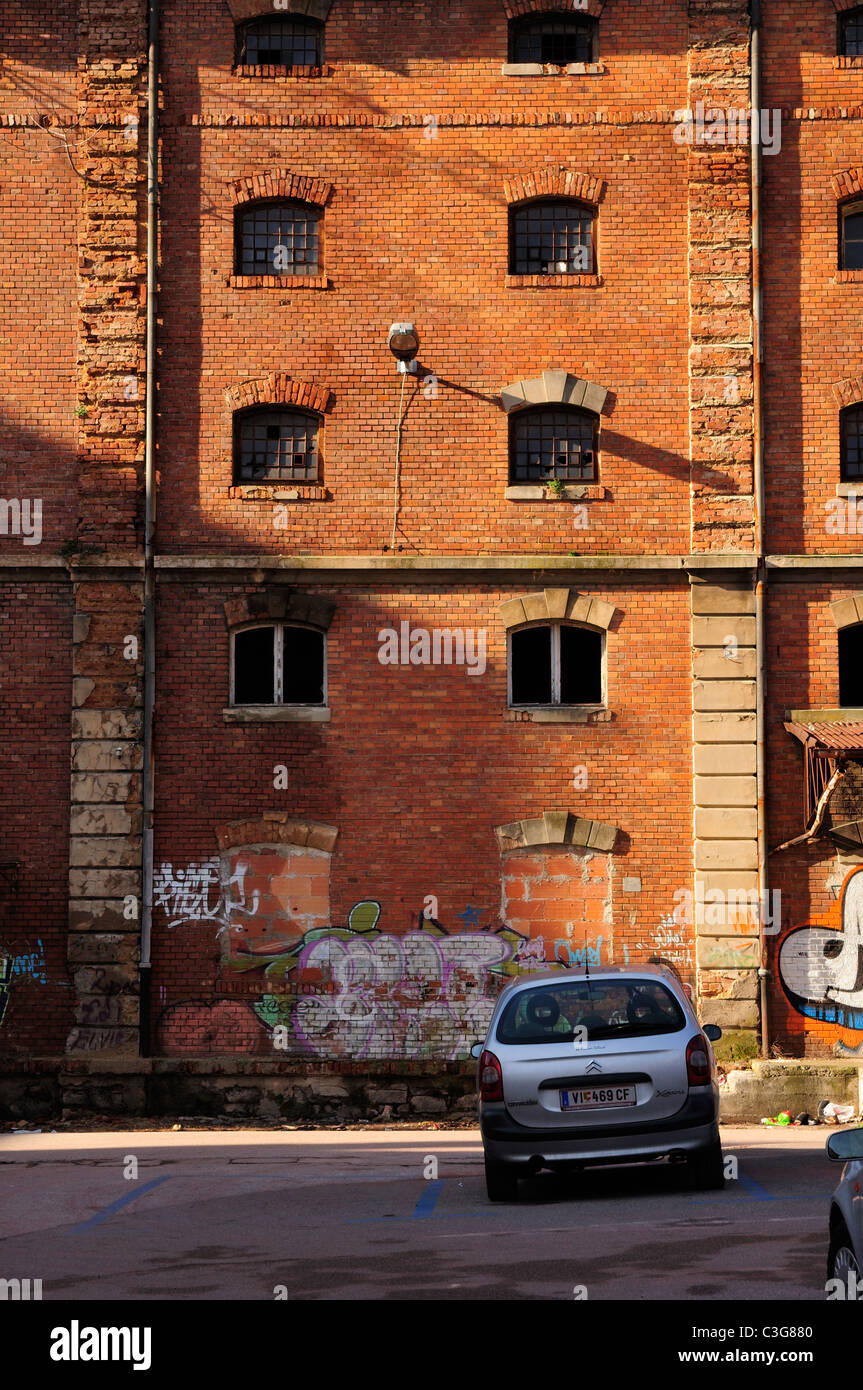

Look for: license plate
[560,1085,637,1110]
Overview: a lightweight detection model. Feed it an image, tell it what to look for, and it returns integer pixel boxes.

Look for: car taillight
[479,1050,503,1102]
[686,1034,713,1087]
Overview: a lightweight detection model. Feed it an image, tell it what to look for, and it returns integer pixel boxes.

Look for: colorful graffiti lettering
[778,867,863,1051]
[553,935,603,968]
[154,857,260,935]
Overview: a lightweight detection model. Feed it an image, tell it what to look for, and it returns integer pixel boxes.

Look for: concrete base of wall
[2,1058,861,1127]
[720,1060,863,1124]
[0,1058,477,1123]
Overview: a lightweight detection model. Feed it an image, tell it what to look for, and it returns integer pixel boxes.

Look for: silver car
[827,1127,863,1290]
[474,963,723,1202]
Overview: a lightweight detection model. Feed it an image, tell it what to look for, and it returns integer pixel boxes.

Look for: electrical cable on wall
[390,369,408,551]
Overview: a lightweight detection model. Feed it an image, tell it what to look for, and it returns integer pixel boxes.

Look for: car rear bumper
[480,1089,719,1168]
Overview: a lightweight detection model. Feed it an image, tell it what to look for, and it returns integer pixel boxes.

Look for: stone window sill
[500,63,605,76]
[506,272,602,289]
[232,65,330,78]
[836,482,863,497]
[834,56,863,69]
[228,274,328,290]
[505,483,606,501]
[507,705,611,724]
[229,484,328,501]
[223,705,331,724]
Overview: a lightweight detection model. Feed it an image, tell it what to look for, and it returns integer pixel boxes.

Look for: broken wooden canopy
[782,721,863,851]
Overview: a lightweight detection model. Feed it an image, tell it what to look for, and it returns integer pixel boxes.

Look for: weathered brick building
[2,0,863,1117]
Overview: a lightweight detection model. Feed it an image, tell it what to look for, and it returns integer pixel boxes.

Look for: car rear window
[496,979,687,1045]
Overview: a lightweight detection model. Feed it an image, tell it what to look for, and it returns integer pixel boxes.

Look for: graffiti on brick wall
[778,867,863,1053]
[0,939,68,1033]
[157,899,563,1060]
[154,857,260,933]
[634,913,693,974]
[553,935,604,968]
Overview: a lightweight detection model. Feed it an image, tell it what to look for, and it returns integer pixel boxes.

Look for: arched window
[236,15,323,67]
[508,11,595,65]
[841,404,863,482]
[232,623,326,707]
[508,622,603,707]
[235,199,321,276]
[510,405,597,483]
[234,407,321,483]
[840,201,863,271]
[839,6,863,56]
[510,197,594,275]
[839,624,863,706]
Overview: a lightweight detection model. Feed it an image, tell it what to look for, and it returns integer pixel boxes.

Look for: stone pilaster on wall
[66,1,148,1056]
[691,576,760,1040]
[687,0,755,553]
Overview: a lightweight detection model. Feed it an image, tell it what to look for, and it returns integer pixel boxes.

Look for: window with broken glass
[510,406,597,483]
[510,199,594,275]
[841,405,863,482]
[840,7,863,55]
[508,623,603,707]
[508,13,595,65]
[236,200,320,276]
[234,409,320,484]
[236,17,323,67]
[231,624,326,706]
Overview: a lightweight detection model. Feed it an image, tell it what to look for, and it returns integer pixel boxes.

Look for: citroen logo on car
[585,1060,602,1074]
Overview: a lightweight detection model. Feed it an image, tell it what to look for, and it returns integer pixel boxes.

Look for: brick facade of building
[2,0,863,1116]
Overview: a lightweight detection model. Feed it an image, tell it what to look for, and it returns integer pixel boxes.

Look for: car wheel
[485,1157,519,1203]
[828,1222,861,1283]
[689,1141,725,1191]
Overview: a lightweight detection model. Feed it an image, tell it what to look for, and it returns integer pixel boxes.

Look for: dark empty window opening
[841,203,863,271]
[235,408,320,484]
[510,199,594,275]
[510,406,597,484]
[232,623,326,706]
[839,625,863,707]
[233,625,276,705]
[236,200,320,276]
[509,13,595,65]
[841,405,863,482]
[840,7,863,56]
[236,17,323,67]
[510,623,603,707]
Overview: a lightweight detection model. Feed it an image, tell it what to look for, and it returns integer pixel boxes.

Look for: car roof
[497,963,686,996]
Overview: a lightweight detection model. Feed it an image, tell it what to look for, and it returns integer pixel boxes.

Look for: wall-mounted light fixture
[387,322,420,374]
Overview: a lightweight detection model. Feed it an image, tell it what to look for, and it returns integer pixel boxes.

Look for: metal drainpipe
[751,0,770,1057]
[140,0,159,1058]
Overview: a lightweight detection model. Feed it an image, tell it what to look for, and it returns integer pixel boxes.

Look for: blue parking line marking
[412,1179,446,1218]
[70,1176,171,1233]
[737,1172,775,1201]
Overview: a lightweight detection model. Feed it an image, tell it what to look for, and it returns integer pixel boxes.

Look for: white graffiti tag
[292,931,511,1060]
[154,857,259,936]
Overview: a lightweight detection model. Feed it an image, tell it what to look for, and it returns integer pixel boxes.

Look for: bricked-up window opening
[236,201,320,276]
[841,203,863,270]
[839,624,863,706]
[508,13,595,64]
[509,623,603,706]
[231,623,326,706]
[510,199,594,275]
[510,406,597,483]
[841,405,863,481]
[236,17,323,67]
[839,7,863,55]
[235,408,320,483]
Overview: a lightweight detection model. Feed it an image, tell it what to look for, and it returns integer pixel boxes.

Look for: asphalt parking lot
[0,1125,841,1300]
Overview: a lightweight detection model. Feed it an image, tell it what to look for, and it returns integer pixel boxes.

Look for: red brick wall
[148,576,695,1054]
[0,582,74,1054]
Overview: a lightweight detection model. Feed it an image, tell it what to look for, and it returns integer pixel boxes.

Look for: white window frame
[230,621,327,708]
[507,620,606,709]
